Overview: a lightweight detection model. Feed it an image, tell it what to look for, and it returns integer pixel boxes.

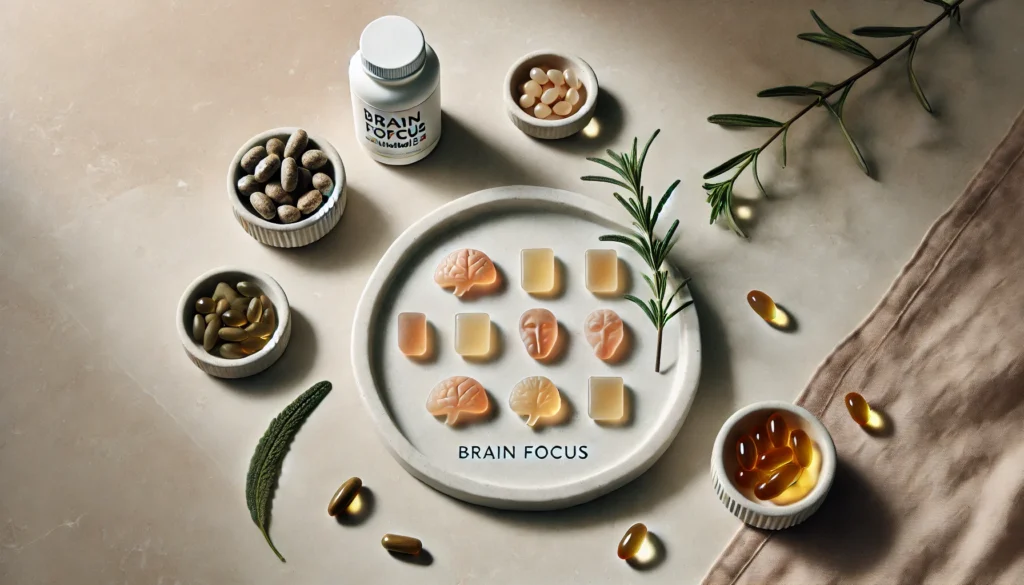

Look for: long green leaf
[599,233,653,266]
[797,33,875,61]
[721,198,747,238]
[752,153,766,197]
[659,220,680,261]
[757,85,823,98]
[247,380,333,562]
[625,294,658,326]
[907,39,933,113]
[580,174,632,192]
[707,114,784,128]
[834,82,854,117]
[641,273,658,297]
[824,102,869,175]
[651,180,679,227]
[585,156,632,184]
[612,193,643,225]
[664,300,695,325]
[852,25,925,37]
[808,10,877,60]
[638,129,661,173]
[781,126,789,168]
[703,149,757,180]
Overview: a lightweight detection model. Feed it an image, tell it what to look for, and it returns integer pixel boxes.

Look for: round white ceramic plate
[352,186,701,510]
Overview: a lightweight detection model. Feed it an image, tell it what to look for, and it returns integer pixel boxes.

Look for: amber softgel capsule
[845,392,871,426]
[756,446,794,471]
[617,522,648,560]
[754,461,803,500]
[766,413,789,448]
[328,477,362,517]
[736,435,757,471]
[382,534,422,556]
[789,429,813,468]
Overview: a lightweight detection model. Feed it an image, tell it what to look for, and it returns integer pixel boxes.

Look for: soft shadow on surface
[388,548,434,566]
[768,303,799,333]
[775,460,894,574]
[456,287,733,527]
[268,186,392,272]
[627,532,667,572]
[215,309,317,397]
[397,113,545,196]
[335,486,375,527]
[535,89,625,152]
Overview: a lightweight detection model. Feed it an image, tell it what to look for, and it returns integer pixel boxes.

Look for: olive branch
[704,0,965,237]
[582,130,693,373]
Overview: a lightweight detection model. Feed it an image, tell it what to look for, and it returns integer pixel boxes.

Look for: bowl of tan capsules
[711,401,837,530]
[177,266,292,378]
[229,127,347,248]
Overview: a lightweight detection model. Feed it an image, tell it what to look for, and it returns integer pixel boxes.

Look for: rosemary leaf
[585,156,633,184]
[852,25,925,37]
[598,234,653,267]
[781,126,789,168]
[625,294,658,326]
[907,39,933,113]
[798,33,876,61]
[246,380,333,562]
[707,114,785,128]
[665,300,696,324]
[808,10,877,60]
[638,129,660,172]
[757,85,824,98]
[824,102,870,175]
[651,180,679,227]
[752,153,767,197]
[703,149,757,180]
[581,174,633,192]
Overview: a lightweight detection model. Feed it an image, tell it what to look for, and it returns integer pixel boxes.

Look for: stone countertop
[1,0,1021,583]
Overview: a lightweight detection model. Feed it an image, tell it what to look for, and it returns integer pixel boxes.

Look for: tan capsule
[246,297,263,323]
[249,192,276,220]
[265,137,285,157]
[262,305,277,330]
[195,297,216,314]
[277,205,301,224]
[218,327,248,342]
[241,337,268,354]
[541,87,559,105]
[534,103,552,119]
[215,298,229,316]
[205,313,218,324]
[300,149,328,170]
[236,281,262,298]
[328,477,363,516]
[191,314,206,342]
[219,343,246,359]
[229,297,251,312]
[237,175,260,195]
[519,93,536,109]
[381,534,422,555]
[240,145,267,173]
[566,87,580,105]
[564,68,581,90]
[265,182,290,204]
[203,315,222,351]
[297,190,322,215]
[617,522,648,560]
[283,129,308,159]
[221,309,247,328]
[253,154,281,182]
[312,172,333,196]
[281,157,298,192]
[245,321,275,339]
[552,101,572,116]
[213,282,240,302]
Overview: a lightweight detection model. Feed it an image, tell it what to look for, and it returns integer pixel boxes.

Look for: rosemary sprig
[246,380,333,562]
[704,0,965,237]
[582,130,693,373]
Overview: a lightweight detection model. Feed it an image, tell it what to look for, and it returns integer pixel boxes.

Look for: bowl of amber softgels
[177,266,292,378]
[711,401,836,530]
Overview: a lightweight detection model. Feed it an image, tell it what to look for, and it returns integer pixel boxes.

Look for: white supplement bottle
[349,16,441,165]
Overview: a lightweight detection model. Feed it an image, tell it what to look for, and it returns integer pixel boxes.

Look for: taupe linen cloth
[703,110,1024,585]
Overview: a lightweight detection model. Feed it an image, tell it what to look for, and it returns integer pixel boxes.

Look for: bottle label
[353,88,441,161]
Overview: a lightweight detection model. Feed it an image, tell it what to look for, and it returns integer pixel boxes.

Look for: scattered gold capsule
[617,522,648,560]
[195,297,216,314]
[845,392,870,426]
[246,297,263,323]
[328,477,362,516]
[789,429,813,468]
[382,534,422,555]
[767,413,790,448]
[221,309,247,328]
[746,290,777,322]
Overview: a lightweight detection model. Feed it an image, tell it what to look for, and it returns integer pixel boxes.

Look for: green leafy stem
[704,0,965,237]
[582,130,694,373]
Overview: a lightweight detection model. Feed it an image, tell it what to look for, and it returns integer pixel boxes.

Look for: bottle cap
[359,16,426,80]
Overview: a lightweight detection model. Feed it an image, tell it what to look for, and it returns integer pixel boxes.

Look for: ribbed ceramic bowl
[227,127,347,248]
[176,267,292,378]
[503,50,598,140]
[711,401,837,530]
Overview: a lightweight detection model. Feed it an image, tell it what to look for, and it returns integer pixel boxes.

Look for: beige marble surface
[1,0,1022,583]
